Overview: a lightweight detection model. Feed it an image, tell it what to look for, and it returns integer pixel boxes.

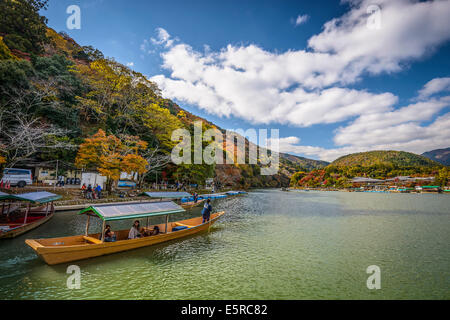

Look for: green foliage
[0,59,34,97]
[0,37,18,60]
[290,171,306,186]
[435,167,449,187]
[0,0,49,54]
[331,150,440,168]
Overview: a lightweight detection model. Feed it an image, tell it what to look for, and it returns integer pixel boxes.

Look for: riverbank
[287,187,449,194]
[0,186,246,211]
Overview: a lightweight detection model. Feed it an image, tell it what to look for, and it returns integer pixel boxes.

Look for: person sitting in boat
[104,225,116,242]
[141,225,160,237]
[151,225,160,235]
[128,220,142,239]
[201,199,212,223]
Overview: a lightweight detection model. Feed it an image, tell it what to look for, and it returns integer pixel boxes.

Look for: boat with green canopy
[140,191,205,209]
[25,201,224,265]
[0,191,61,239]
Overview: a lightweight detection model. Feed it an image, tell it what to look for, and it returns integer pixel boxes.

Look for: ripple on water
[0,190,449,299]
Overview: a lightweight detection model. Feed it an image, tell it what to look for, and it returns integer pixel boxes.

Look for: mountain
[280,153,329,170]
[422,148,450,166]
[330,150,442,167]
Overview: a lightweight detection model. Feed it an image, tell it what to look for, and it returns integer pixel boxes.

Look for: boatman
[202,199,212,223]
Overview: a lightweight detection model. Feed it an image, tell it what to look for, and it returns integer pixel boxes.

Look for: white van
[1,168,33,188]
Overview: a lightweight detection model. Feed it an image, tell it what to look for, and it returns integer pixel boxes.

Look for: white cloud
[126,62,134,67]
[271,94,450,161]
[140,28,175,56]
[152,43,398,126]
[418,77,450,99]
[150,27,174,47]
[294,14,309,26]
[147,0,450,161]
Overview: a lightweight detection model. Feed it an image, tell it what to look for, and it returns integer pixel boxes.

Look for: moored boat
[139,191,201,209]
[25,201,224,265]
[0,191,61,239]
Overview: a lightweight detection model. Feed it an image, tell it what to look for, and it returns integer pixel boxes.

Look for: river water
[0,190,449,299]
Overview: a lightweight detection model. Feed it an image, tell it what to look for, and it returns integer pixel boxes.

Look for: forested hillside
[331,150,440,167]
[289,150,447,188]
[0,0,306,189]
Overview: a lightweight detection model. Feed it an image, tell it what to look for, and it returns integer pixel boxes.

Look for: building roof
[351,177,384,183]
[79,201,185,221]
[0,191,10,201]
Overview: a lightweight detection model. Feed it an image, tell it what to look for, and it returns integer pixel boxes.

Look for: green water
[0,190,449,299]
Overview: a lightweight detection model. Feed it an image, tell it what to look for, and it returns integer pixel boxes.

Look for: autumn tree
[75,129,148,191]
[75,58,160,128]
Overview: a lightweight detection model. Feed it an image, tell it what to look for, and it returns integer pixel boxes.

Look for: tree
[140,103,184,149]
[74,58,160,129]
[75,129,148,191]
[290,171,306,187]
[136,146,171,188]
[0,0,49,54]
[435,167,449,187]
[0,109,74,168]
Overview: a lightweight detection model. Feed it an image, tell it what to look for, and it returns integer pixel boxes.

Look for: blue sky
[43,0,450,161]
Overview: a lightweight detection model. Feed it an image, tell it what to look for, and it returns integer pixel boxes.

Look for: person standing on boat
[128,220,142,239]
[193,192,199,203]
[202,199,212,223]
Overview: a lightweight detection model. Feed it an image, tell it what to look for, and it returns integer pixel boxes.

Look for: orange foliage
[75,129,148,184]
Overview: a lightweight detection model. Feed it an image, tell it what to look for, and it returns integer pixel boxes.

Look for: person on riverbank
[81,183,87,198]
[95,184,102,199]
[193,192,199,203]
[128,220,142,239]
[104,225,116,242]
[86,184,93,200]
[202,199,212,223]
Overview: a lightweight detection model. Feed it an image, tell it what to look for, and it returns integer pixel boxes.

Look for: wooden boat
[181,198,205,209]
[25,201,225,265]
[0,191,61,239]
[139,191,205,209]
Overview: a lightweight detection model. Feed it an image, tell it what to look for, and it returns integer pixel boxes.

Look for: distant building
[351,177,384,184]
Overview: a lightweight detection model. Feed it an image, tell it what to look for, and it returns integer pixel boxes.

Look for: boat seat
[83,236,103,244]
[174,222,193,228]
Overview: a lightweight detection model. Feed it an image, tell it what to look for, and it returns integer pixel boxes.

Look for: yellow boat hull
[25,211,224,265]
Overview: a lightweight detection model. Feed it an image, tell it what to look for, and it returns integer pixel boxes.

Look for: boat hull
[181,199,205,209]
[0,213,53,239]
[25,211,224,265]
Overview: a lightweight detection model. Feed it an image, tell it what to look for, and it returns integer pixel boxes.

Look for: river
[0,190,449,299]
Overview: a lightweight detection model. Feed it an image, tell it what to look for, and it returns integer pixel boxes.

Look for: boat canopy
[140,191,192,199]
[200,193,227,199]
[0,191,10,201]
[79,201,185,221]
[8,191,62,203]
